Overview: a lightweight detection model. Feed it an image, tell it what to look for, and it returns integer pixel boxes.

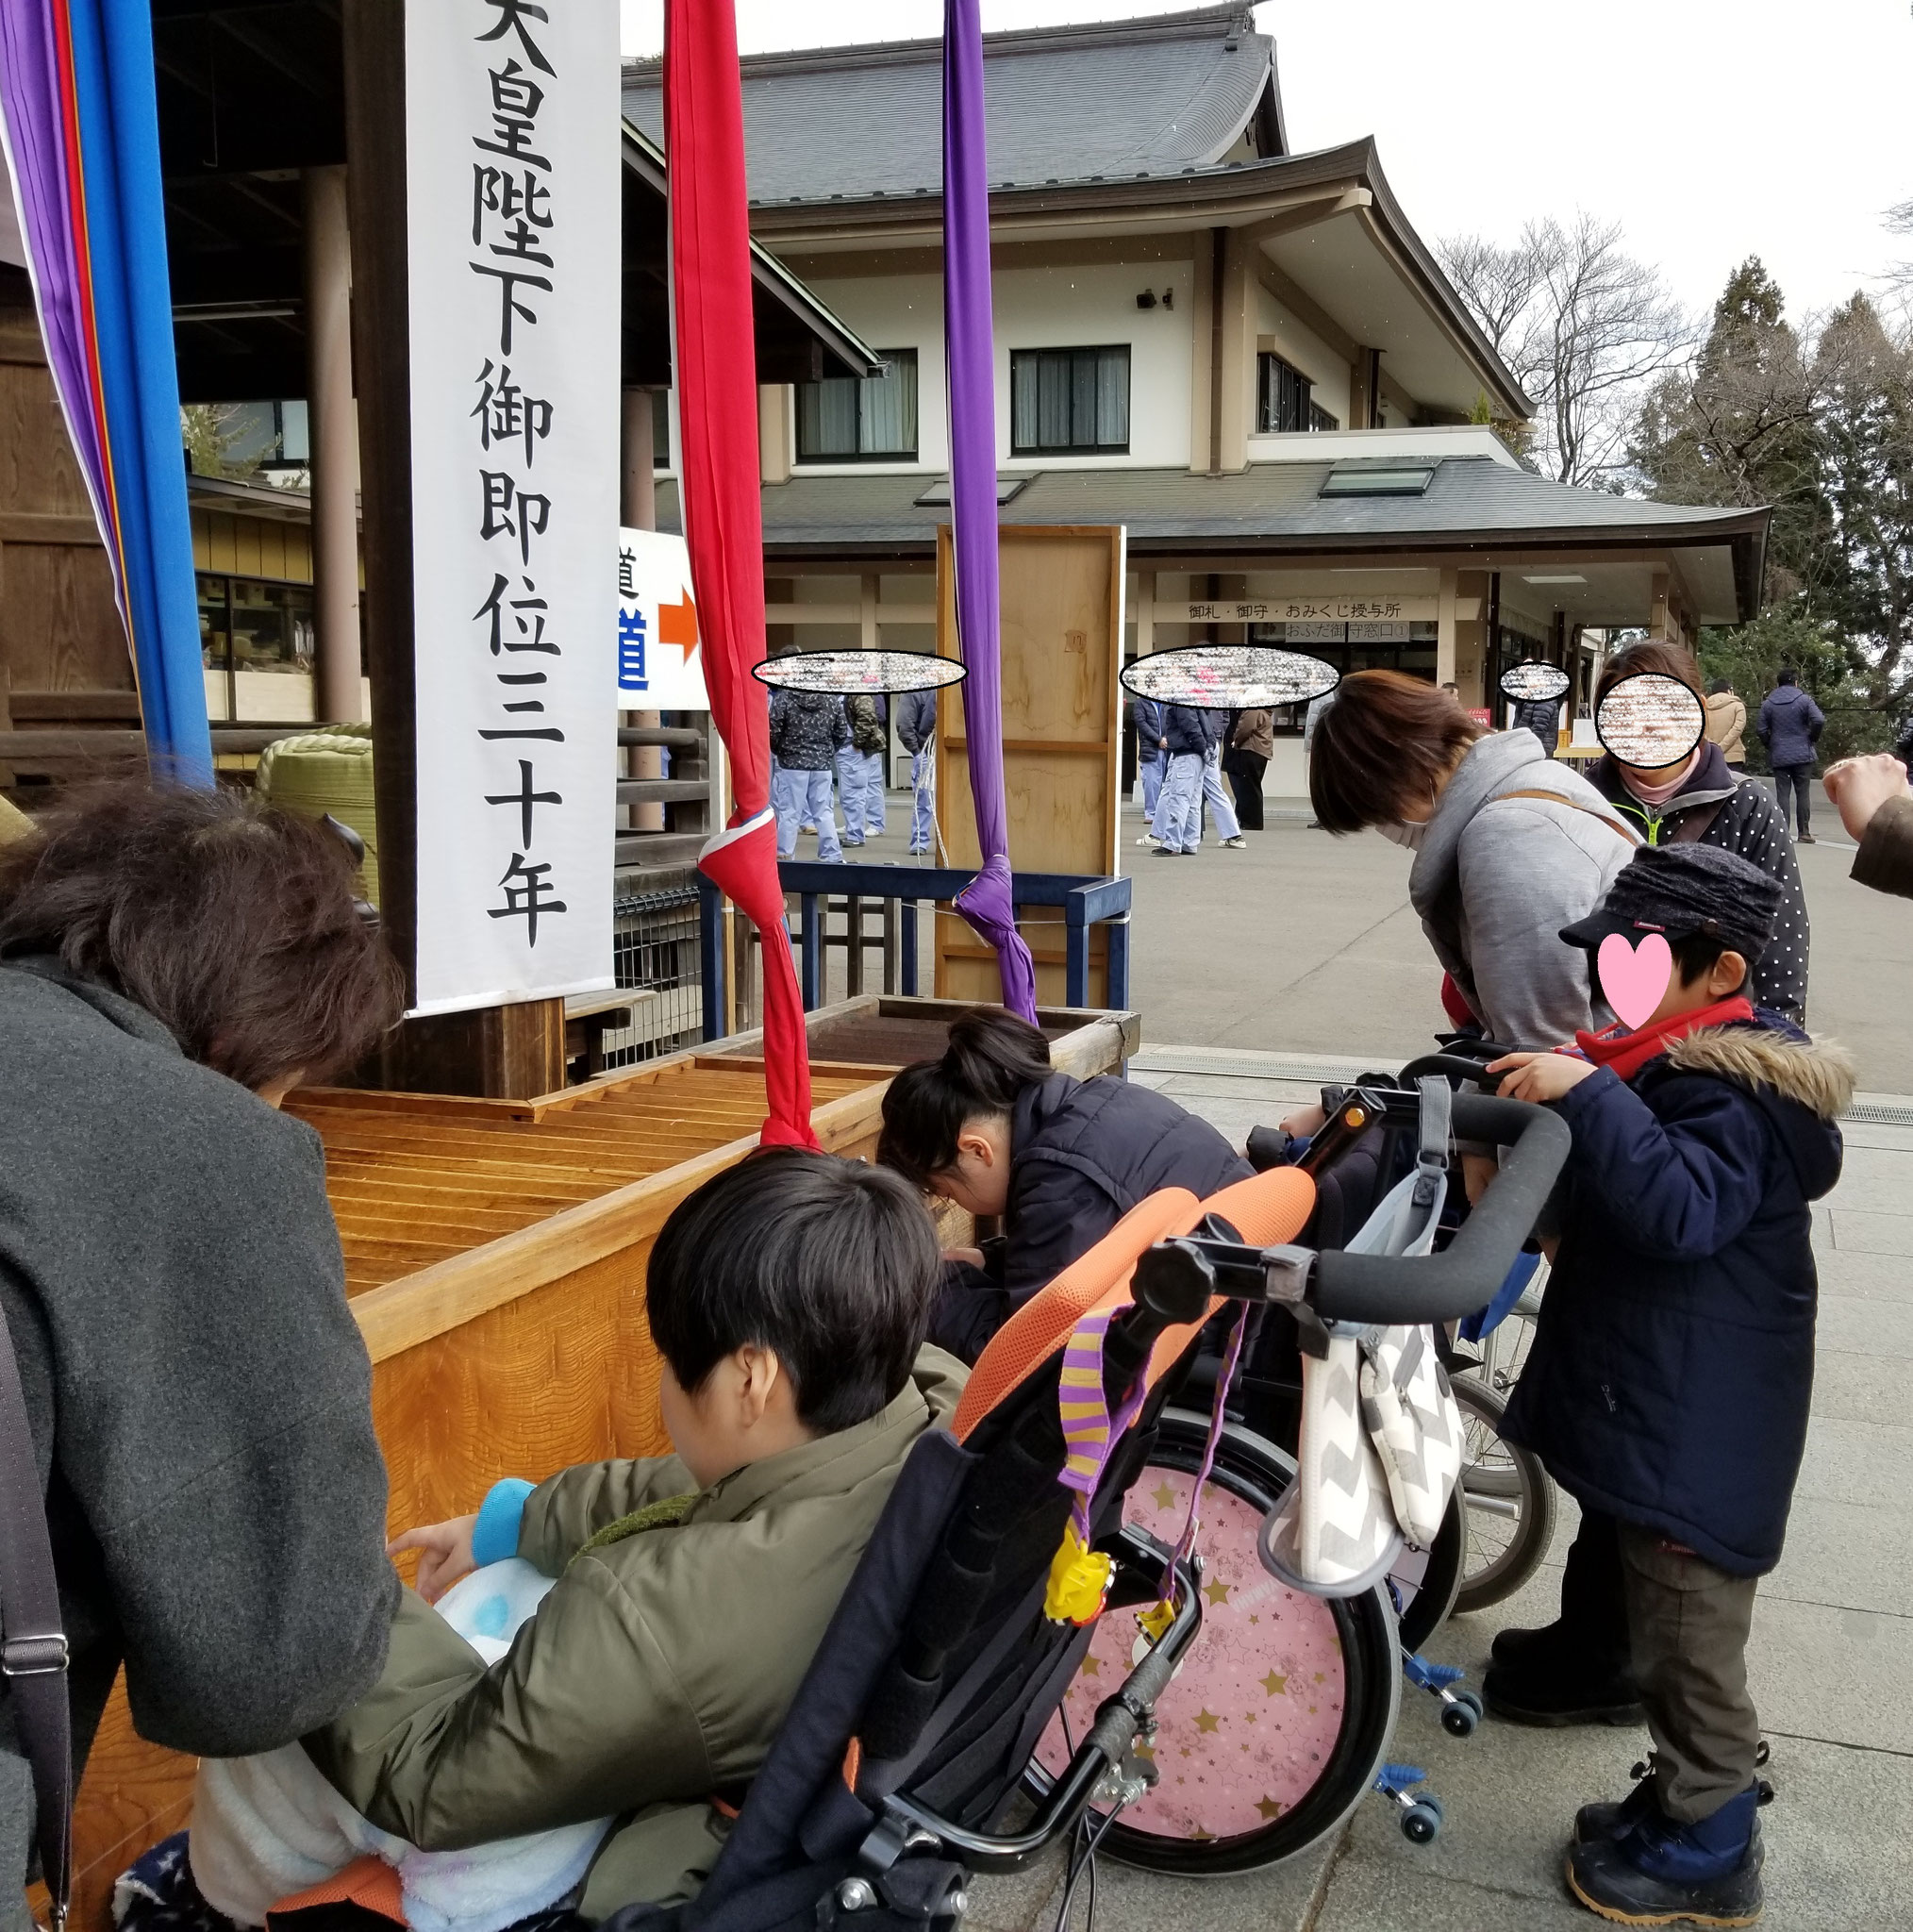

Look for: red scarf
[1573,995,1755,1083]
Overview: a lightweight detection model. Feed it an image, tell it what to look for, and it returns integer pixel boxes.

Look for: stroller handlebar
[1134,1094,1569,1329]
[1311,1093,1568,1324]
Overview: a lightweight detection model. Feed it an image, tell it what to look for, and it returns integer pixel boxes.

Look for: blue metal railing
[696,862,1131,1040]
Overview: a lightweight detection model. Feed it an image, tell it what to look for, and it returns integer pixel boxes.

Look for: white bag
[1259,1081,1466,1598]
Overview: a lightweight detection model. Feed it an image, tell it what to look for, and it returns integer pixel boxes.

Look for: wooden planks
[933,525,1123,1006]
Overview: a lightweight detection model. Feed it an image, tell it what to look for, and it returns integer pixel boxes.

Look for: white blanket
[188,1559,612,1932]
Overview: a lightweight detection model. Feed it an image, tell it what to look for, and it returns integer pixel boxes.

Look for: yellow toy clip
[1136,1594,1177,1643]
[1044,1522,1115,1625]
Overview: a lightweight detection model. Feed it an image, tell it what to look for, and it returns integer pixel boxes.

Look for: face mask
[1377,820,1426,851]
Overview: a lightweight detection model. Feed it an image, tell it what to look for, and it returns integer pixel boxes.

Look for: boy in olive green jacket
[301,1153,963,1921]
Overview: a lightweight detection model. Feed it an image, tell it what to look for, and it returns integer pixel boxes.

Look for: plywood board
[933,525,1123,1004]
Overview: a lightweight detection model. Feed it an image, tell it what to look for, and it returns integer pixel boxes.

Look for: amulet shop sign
[406,0,618,1015]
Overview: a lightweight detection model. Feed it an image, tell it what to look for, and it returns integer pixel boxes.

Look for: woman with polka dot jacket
[1587,641,1809,1023]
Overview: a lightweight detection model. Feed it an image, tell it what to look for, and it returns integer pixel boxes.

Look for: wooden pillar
[859,572,879,652]
[304,164,361,724]
[1216,228,1254,474]
[341,0,561,1095]
[1135,571,1156,655]
[758,385,791,486]
[621,388,657,532]
[620,389,663,832]
[1437,568,1458,688]
[342,0,416,984]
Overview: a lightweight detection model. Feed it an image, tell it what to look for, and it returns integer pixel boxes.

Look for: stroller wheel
[1401,1799,1442,1843]
[1030,1413,1400,1876]
[1440,1691,1482,1739]
[1450,1376,1558,1615]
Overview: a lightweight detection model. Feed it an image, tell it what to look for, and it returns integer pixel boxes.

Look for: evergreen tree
[1633,258,1822,602]
[1812,294,1913,707]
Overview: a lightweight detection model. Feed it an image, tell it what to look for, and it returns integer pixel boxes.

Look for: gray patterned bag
[1259,1080,1465,1597]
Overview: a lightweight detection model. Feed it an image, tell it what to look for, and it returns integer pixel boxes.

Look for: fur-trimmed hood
[1664,1024,1855,1121]
[1655,1017,1849,1205]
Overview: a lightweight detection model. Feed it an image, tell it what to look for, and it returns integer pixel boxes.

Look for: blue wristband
[471,1478,535,1567]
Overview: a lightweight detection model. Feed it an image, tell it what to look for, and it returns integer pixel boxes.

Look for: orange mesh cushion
[952,1189,1202,1442]
[949,1166,1317,1443]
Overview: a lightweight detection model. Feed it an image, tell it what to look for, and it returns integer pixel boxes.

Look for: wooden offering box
[60,995,1138,1926]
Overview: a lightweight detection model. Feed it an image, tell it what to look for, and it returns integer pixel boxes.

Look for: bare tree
[1439,214,1690,487]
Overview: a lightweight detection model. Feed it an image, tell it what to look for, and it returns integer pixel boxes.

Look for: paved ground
[1118,796,1913,1092]
[964,1055,1913,1932]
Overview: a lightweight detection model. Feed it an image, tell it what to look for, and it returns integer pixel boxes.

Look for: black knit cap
[1559,842,1784,964]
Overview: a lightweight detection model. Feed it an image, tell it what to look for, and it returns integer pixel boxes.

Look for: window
[1318,462,1437,497]
[796,349,919,461]
[1009,346,1130,455]
[1257,353,1312,434]
[197,573,315,723]
[1309,400,1339,432]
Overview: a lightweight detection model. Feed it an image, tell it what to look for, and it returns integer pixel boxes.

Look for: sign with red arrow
[615,525,707,708]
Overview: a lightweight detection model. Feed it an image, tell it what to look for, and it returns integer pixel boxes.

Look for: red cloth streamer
[664,0,816,1150]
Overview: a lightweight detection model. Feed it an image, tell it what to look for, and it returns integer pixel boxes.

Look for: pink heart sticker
[1597,931,1673,1032]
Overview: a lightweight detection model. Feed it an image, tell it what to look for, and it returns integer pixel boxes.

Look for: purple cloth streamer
[942,0,1038,1024]
[0,6,107,524]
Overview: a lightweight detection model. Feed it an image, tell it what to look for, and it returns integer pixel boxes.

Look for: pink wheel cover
[1037,1469,1348,1840]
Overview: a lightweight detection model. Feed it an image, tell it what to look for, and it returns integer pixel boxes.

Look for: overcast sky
[619,0,1913,327]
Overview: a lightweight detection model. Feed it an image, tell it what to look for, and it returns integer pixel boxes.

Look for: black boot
[1566,1785,1763,1925]
[1485,1651,1643,1726]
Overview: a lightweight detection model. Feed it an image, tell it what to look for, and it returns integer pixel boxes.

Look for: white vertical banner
[406,0,618,1015]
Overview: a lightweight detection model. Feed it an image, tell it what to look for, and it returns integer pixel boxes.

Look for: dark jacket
[1509,697,1561,758]
[0,960,398,1924]
[1854,794,1913,900]
[1163,705,1223,758]
[1757,685,1825,768]
[1502,1016,1850,1575]
[932,1072,1251,1361]
[895,689,937,755]
[1589,742,1810,1022]
[768,691,850,772]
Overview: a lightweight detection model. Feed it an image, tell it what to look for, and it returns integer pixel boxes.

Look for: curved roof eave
[621,118,885,379]
[745,136,1529,421]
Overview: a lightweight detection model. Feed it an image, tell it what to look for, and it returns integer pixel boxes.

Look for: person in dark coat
[1509,692,1562,758]
[894,687,939,855]
[1587,641,1809,1022]
[0,784,406,1923]
[1130,695,1168,835]
[876,1008,1250,1360]
[1150,706,1242,855]
[768,688,850,862]
[1756,667,1825,841]
[1488,844,1848,1928]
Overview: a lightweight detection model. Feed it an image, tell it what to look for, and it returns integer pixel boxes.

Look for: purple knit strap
[942,0,1037,1022]
[1057,1304,1149,1541]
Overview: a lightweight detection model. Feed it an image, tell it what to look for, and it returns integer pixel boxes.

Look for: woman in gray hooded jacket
[1308,671,1637,1049]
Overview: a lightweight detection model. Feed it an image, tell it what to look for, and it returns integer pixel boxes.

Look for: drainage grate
[1844,1099,1913,1127]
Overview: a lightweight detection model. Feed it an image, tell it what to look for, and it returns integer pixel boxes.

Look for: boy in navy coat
[1490,844,1850,1926]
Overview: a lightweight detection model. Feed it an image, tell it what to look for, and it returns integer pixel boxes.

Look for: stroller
[603,1089,1568,1930]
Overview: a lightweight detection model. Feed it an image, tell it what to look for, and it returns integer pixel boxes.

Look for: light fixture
[1136,291,1157,309]
[1521,574,1587,585]
[1162,288,1173,308]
